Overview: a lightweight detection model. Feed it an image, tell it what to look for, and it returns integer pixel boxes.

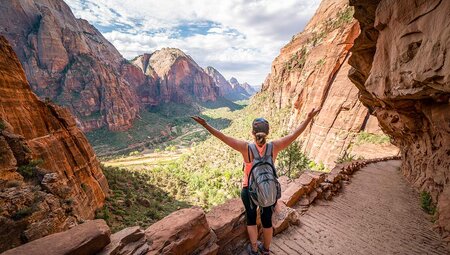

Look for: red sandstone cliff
[204,66,254,101]
[0,36,109,252]
[0,0,148,131]
[205,66,234,97]
[259,0,388,167]
[0,1,219,132]
[348,0,450,240]
[131,48,219,104]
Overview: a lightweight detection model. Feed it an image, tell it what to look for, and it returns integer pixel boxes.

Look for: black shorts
[240,187,273,228]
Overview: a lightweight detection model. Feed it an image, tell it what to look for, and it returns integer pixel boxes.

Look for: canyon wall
[0,0,219,132]
[205,66,255,101]
[131,49,219,104]
[260,0,386,167]
[0,0,146,131]
[0,36,109,252]
[348,0,450,237]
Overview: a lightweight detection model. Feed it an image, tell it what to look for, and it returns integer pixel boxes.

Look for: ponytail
[255,132,267,146]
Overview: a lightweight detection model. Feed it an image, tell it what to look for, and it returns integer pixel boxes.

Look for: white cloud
[64,0,320,85]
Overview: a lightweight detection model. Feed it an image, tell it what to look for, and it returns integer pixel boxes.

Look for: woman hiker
[191,107,320,254]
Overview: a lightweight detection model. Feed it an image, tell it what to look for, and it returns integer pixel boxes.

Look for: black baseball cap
[252,118,269,134]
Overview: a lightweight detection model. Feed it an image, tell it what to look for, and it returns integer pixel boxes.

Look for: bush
[95,207,110,221]
[12,207,34,220]
[420,191,436,215]
[5,180,21,188]
[0,119,5,131]
[129,151,140,156]
[335,151,357,163]
[17,159,43,179]
[309,161,329,172]
[277,140,310,178]
[356,131,390,145]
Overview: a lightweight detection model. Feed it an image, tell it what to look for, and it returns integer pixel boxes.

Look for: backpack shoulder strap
[248,143,261,160]
[265,142,273,158]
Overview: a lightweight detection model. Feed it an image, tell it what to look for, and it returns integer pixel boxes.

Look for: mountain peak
[229,77,239,85]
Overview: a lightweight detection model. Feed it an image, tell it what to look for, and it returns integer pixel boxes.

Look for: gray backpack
[248,142,281,208]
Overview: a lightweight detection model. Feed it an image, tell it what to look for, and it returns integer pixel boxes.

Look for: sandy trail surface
[271,160,448,254]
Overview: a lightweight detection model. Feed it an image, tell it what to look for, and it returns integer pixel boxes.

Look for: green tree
[277,141,310,178]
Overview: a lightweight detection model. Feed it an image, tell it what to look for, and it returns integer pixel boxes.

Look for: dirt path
[271,160,448,254]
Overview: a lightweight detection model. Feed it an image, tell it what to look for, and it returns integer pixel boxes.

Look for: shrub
[356,131,390,145]
[420,191,436,215]
[0,119,5,131]
[17,159,43,179]
[277,140,310,178]
[95,207,110,221]
[5,180,21,188]
[63,198,74,206]
[12,207,34,220]
[129,151,140,156]
[335,151,357,163]
[309,161,329,172]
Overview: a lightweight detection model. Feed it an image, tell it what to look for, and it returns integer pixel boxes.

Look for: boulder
[206,199,246,247]
[98,226,148,255]
[272,203,300,235]
[0,220,110,255]
[298,173,317,193]
[145,207,216,255]
[280,179,307,207]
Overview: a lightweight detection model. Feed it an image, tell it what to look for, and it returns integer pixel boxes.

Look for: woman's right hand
[191,116,207,127]
[307,107,321,119]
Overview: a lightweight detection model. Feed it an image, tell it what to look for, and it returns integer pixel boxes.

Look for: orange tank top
[242,143,266,187]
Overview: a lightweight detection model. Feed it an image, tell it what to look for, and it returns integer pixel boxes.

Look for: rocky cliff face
[260,0,384,167]
[204,66,254,101]
[0,0,153,132]
[205,66,234,96]
[0,36,109,252]
[131,48,219,104]
[228,77,251,100]
[348,0,450,238]
[242,82,257,95]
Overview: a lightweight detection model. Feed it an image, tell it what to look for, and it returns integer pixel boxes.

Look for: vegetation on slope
[86,98,244,157]
[97,165,191,232]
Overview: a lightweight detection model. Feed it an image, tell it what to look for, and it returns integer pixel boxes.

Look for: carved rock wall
[348,0,450,238]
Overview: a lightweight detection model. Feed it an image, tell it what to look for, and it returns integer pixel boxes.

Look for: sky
[64,0,321,85]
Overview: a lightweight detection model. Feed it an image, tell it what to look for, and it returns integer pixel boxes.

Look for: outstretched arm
[273,108,321,154]
[191,116,247,154]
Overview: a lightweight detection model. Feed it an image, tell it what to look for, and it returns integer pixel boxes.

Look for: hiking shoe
[246,243,259,255]
[258,242,270,255]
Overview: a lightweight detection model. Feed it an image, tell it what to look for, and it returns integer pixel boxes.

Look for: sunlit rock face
[0,0,148,131]
[0,35,109,252]
[0,1,220,132]
[205,66,234,97]
[132,49,219,104]
[349,0,450,237]
[260,0,387,167]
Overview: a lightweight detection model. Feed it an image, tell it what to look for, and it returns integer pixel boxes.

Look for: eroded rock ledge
[348,0,450,240]
[0,35,109,252]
